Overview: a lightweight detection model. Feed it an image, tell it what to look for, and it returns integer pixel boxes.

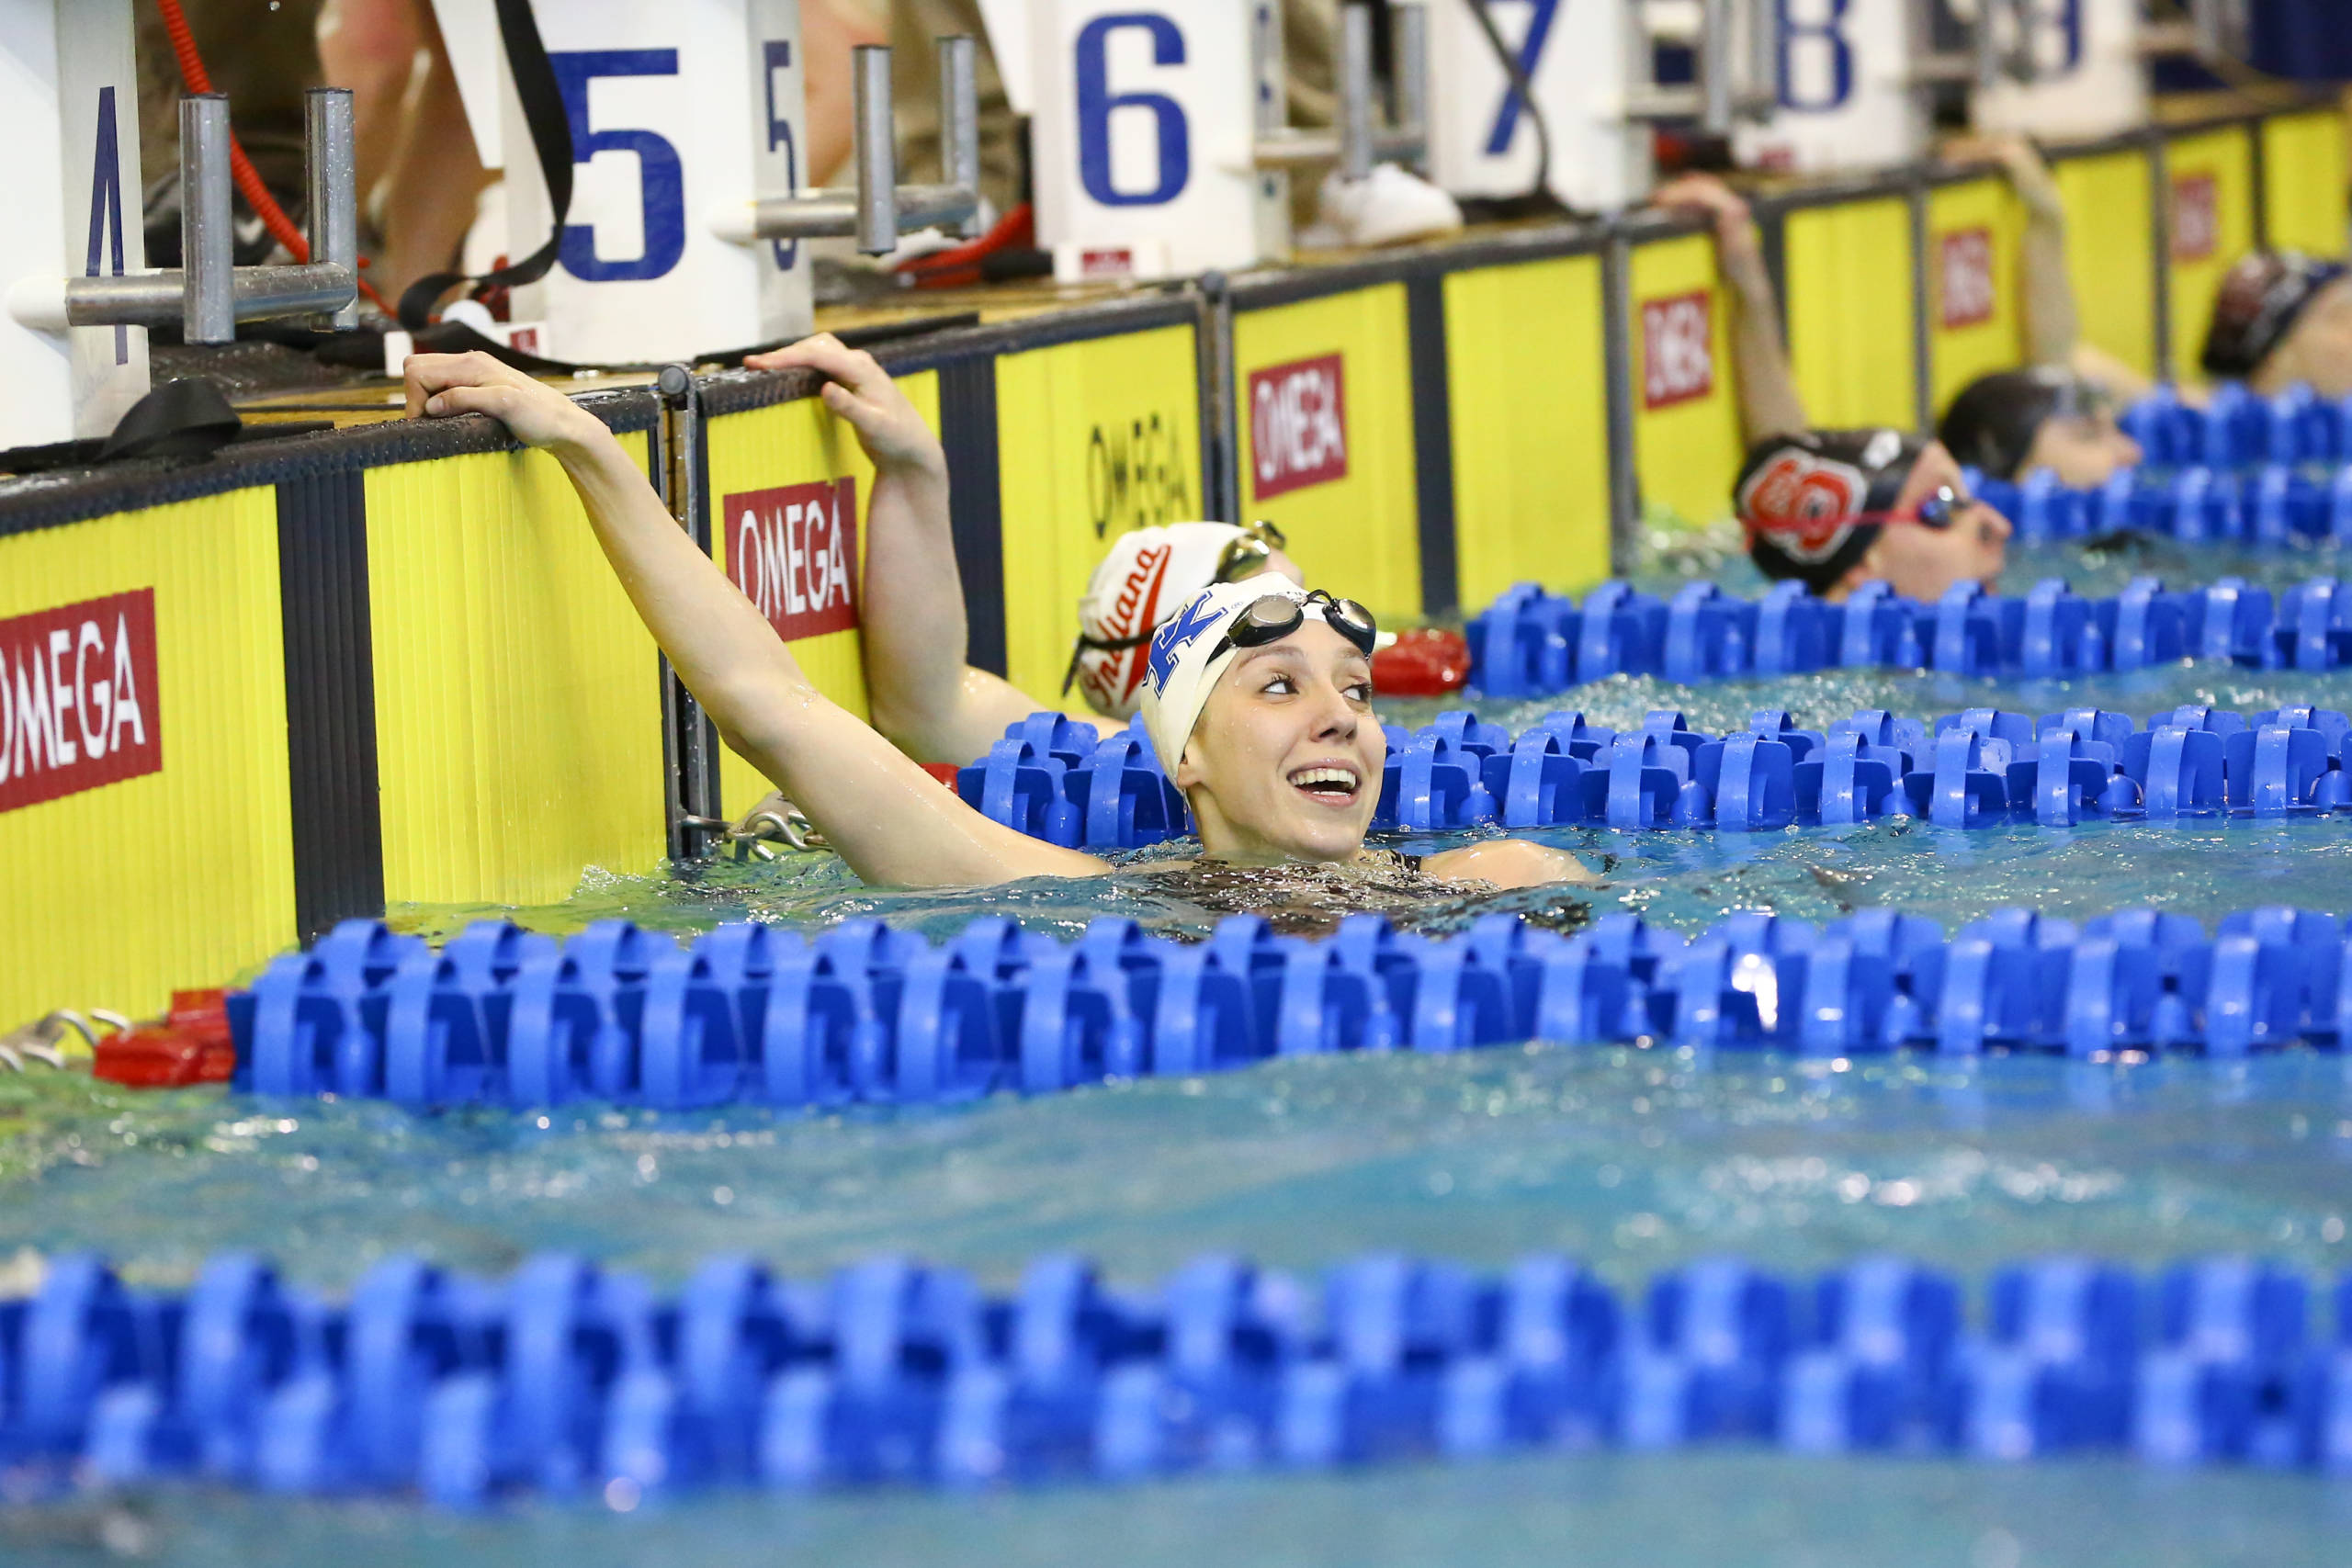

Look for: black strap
[398,0,575,330]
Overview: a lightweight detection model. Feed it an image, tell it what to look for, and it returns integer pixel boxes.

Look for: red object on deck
[1372,626,1472,695]
[922,762,963,788]
[93,988,237,1089]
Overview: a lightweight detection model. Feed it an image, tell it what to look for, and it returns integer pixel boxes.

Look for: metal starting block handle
[715,36,981,256]
[1626,0,1774,135]
[1909,0,2042,91]
[1250,1,1430,176]
[26,90,360,345]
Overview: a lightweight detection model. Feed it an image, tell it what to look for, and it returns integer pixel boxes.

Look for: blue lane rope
[230,902,2348,1109]
[958,702,2352,844]
[1464,574,2352,698]
[6,1247,2347,1506]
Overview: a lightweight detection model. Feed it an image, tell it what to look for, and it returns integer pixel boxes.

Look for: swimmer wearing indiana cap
[401,351,1595,893]
[1737,428,2012,604]
[2202,250,2352,399]
[741,334,1300,765]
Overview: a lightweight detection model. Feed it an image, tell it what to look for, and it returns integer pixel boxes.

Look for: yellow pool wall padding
[1925,176,2028,420]
[1232,285,1423,625]
[1629,232,1746,530]
[0,488,294,1025]
[706,376,933,818]
[2164,126,2257,389]
[1443,254,1611,604]
[2261,108,2350,258]
[995,324,1205,706]
[365,434,670,907]
[2053,149,2158,380]
[1785,197,1919,431]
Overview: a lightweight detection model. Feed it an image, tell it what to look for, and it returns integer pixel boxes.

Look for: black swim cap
[1938,367,2109,481]
[2202,251,2347,380]
[1736,428,1925,593]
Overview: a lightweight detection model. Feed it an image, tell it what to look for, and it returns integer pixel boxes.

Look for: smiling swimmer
[401,351,1596,894]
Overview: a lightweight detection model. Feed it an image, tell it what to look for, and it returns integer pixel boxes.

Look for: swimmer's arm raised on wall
[1654,174,1809,446]
[403,352,1108,888]
[746,335,1125,765]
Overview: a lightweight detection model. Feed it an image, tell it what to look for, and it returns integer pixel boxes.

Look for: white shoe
[1304,163,1464,250]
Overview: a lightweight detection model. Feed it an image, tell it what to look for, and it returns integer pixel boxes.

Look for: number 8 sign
[1034,0,1275,275]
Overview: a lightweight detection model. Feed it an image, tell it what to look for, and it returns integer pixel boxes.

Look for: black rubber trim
[935,355,1007,677]
[695,295,1204,420]
[1227,223,1611,314]
[0,386,661,538]
[1404,273,1458,618]
[275,468,384,942]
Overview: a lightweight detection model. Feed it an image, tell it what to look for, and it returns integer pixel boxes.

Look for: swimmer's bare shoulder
[1420,839,1600,890]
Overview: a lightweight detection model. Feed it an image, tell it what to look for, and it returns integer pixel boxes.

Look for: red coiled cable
[153,0,393,314]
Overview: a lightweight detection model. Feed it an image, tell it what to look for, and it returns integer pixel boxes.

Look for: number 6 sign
[1032,0,1283,276]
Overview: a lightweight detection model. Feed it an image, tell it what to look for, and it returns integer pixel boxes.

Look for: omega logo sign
[1249,353,1349,501]
[1939,228,1996,329]
[1640,290,1714,411]
[2171,174,2219,263]
[725,478,860,642]
[1087,411,1193,538]
[0,589,161,814]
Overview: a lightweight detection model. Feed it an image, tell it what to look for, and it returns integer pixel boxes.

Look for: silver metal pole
[1747,0,1777,109]
[1973,0,2005,93]
[2148,129,2174,382]
[179,95,235,344]
[1601,229,1640,574]
[1907,175,1935,434]
[1340,3,1374,182]
[1390,1,1429,141]
[304,87,360,329]
[852,45,897,255]
[1700,0,1736,136]
[936,35,982,240]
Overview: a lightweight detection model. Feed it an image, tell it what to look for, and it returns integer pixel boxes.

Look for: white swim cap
[1070,523,1271,719]
[1138,580,1323,774]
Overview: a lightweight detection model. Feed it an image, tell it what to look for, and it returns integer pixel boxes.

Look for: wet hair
[2202,251,2347,380]
[1735,428,1925,592]
[1938,367,2103,481]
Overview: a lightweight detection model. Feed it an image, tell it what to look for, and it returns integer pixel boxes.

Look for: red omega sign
[725,478,861,643]
[0,589,162,814]
[1249,353,1349,500]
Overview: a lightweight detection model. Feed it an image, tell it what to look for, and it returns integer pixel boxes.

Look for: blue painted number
[550,50,686,283]
[763,39,800,272]
[86,85,129,363]
[1075,14,1190,207]
[1481,0,1560,157]
[1776,0,1853,113]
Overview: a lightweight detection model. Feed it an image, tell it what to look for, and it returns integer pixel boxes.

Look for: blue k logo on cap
[1148,594,1221,694]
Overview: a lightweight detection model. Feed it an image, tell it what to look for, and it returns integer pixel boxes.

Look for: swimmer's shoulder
[1419,839,1600,890]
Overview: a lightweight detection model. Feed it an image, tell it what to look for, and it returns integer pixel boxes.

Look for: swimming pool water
[6,541,2352,1564]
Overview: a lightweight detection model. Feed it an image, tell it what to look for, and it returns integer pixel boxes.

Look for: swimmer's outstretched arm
[1654,174,1808,445]
[745,336,1124,764]
[1943,134,2159,404]
[403,352,1107,887]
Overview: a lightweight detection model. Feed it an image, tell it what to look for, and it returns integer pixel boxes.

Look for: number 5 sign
[1032,0,1282,276]
[499,0,808,365]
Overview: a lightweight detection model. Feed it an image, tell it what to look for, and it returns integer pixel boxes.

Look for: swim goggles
[1061,522,1298,694]
[1853,483,1976,532]
[1208,589,1378,663]
[1213,520,1289,583]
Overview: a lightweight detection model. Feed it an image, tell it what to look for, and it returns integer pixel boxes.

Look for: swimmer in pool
[2202,250,2352,400]
[1736,427,2012,604]
[1648,173,1808,446]
[402,351,1597,894]
[1932,137,2149,490]
[743,334,1303,766]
